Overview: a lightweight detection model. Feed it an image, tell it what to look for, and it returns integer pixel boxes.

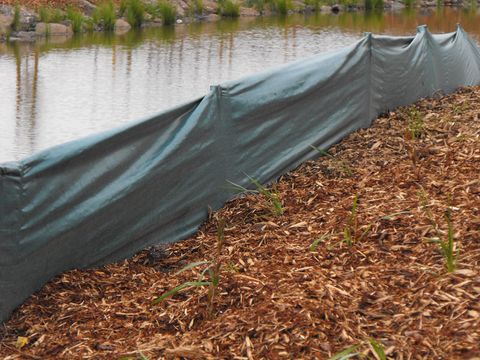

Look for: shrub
[93,1,116,31]
[158,0,177,25]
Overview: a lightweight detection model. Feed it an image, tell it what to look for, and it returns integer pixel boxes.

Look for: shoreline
[0,0,476,44]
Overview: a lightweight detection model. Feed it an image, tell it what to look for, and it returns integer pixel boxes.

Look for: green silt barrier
[1,25,479,322]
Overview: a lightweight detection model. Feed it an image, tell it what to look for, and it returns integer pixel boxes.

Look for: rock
[206,13,220,21]
[203,0,218,13]
[78,0,97,16]
[320,5,332,12]
[176,18,183,24]
[114,18,131,34]
[176,4,186,16]
[35,22,73,36]
[9,31,35,42]
[0,4,12,17]
[331,4,344,12]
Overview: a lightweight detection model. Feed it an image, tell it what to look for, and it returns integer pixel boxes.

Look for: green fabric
[1,26,479,322]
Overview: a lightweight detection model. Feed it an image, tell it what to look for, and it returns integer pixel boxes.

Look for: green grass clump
[66,6,84,33]
[38,6,49,22]
[218,0,240,17]
[419,191,459,273]
[365,0,384,9]
[310,144,353,177]
[158,0,177,25]
[84,18,95,32]
[406,107,424,139]
[273,0,292,15]
[153,219,226,319]
[228,175,284,217]
[440,208,458,273]
[51,8,65,22]
[93,1,116,31]
[12,3,21,31]
[342,194,371,246]
[188,0,204,15]
[123,0,145,28]
[39,6,65,23]
[144,2,160,17]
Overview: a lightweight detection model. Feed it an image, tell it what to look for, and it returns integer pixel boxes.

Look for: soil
[0,87,479,359]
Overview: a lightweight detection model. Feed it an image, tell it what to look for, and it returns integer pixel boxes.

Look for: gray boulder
[35,22,73,36]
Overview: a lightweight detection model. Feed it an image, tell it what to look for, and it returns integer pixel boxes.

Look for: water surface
[1,8,479,162]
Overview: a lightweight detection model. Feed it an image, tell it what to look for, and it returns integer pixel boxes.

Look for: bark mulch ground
[1,87,479,360]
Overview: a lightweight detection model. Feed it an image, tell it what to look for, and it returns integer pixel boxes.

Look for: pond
[0,7,479,163]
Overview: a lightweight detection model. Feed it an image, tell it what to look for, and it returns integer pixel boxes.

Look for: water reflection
[0,8,479,162]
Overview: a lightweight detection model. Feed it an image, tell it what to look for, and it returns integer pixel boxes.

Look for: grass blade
[310,232,330,252]
[152,281,210,304]
[310,144,334,159]
[174,260,210,275]
[369,338,386,360]
[328,344,360,360]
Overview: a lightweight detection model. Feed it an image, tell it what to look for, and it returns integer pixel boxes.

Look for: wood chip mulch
[1,87,479,360]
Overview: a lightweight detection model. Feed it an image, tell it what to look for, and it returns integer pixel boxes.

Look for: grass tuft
[123,0,145,28]
[406,107,424,139]
[342,194,372,246]
[365,0,384,9]
[440,208,458,273]
[188,0,204,15]
[93,1,116,31]
[39,6,65,23]
[273,0,292,14]
[310,145,353,177]
[153,219,226,319]
[66,6,84,33]
[218,0,240,17]
[228,175,284,217]
[158,0,177,25]
[12,3,21,31]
